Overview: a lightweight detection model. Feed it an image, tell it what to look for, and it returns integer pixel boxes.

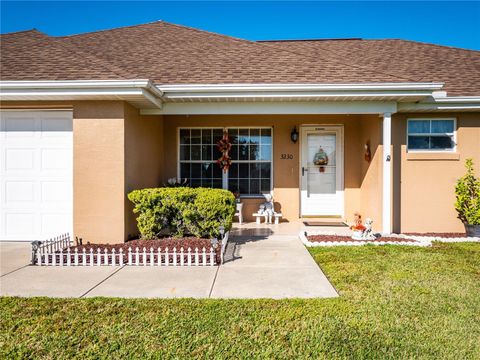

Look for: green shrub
[455,159,480,225]
[128,187,236,239]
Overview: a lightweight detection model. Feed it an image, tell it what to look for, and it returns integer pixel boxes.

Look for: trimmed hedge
[128,187,236,239]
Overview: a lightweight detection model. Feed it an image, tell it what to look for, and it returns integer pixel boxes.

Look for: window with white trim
[407,119,456,151]
[179,127,273,196]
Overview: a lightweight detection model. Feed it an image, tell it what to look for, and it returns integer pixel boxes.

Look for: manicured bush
[128,187,236,239]
[455,159,480,225]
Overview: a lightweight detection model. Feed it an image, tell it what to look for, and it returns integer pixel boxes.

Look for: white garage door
[0,111,73,241]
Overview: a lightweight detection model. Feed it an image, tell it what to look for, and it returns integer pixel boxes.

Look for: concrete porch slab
[223,242,314,267]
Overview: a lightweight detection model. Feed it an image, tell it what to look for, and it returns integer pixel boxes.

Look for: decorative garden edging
[32,231,230,267]
[299,231,480,247]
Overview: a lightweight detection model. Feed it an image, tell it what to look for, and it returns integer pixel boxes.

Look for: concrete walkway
[0,223,338,299]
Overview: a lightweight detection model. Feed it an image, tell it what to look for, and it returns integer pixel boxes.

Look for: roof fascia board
[432,96,480,103]
[0,80,152,89]
[1,88,146,97]
[140,100,397,115]
[0,80,163,108]
[157,82,444,93]
[162,91,435,100]
[398,102,480,112]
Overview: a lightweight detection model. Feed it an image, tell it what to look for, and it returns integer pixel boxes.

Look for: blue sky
[1,1,479,50]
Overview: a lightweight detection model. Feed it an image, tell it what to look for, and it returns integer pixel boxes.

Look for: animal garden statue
[258,194,275,224]
[351,216,377,240]
[361,218,377,240]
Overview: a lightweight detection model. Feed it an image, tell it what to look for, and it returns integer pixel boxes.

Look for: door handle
[302,167,308,176]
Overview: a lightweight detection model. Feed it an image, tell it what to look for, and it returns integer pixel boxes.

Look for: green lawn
[1,243,479,359]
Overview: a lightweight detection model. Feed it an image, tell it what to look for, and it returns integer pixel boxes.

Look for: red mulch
[307,235,418,243]
[404,232,466,238]
[66,237,220,263]
[71,237,214,252]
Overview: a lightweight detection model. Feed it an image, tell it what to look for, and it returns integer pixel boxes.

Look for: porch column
[382,112,392,234]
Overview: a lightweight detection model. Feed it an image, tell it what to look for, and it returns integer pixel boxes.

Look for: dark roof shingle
[1,22,479,96]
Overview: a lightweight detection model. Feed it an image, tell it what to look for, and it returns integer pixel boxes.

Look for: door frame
[299,125,345,218]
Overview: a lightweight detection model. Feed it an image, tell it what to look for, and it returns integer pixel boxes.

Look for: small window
[407,119,455,151]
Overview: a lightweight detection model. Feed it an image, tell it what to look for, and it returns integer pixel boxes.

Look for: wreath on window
[216,131,232,173]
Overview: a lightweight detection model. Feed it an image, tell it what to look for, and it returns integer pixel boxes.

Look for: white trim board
[141,101,398,115]
[157,82,445,92]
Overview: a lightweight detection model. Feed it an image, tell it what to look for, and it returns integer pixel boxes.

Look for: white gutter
[4,81,479,111]
[432,96,480,103]
[156,82,445,102]
[398,96,480,112]
[157,82,445,92]
[0,79,164,108]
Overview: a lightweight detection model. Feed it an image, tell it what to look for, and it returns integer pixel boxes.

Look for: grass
[1,242,479,359]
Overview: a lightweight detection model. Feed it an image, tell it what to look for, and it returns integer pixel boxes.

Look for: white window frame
[406,118,457,152]
[177,126,274,198]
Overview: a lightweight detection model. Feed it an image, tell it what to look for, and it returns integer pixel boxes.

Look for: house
[1,21,479,244]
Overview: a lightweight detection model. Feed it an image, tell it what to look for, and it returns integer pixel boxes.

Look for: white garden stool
[234,203,243,224]
[252,212,283,224]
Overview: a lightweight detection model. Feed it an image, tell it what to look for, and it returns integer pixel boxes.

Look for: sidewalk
[0,223,338,299]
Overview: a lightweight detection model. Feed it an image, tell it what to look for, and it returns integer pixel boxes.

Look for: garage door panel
[5,148,36,170]
[41,213,71,235]
[0,111,72,241]
[5,213,36,236]
[5,117,37,135]
[5,181,36,202]
[41,117,72,133]
[41,148,72,170]
[41,181,71,203]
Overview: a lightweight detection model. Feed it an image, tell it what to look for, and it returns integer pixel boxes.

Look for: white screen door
[300,126,343,216]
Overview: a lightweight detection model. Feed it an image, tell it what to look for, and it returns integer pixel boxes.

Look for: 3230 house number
[280,154,294,160]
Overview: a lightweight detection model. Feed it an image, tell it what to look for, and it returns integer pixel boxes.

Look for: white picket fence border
[37,233,72,253]
[33,231,230,267]
[299,231,480,247]
[37,246,217,267]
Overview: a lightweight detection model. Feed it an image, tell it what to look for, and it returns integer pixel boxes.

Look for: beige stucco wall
[73,101,126,244]
[162,114,377,224]
[124,103,164,239]
[359,115,383,232]
[393,113,480,233]
[1,100,478,238]
[0,100,164,244]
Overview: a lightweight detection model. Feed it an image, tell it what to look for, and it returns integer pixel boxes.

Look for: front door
[300,126,343,216]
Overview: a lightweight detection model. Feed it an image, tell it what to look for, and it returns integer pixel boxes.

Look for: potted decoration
[350,212,366,239]
[454,159,480,237]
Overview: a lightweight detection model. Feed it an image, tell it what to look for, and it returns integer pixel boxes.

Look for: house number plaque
[280,154,294,160]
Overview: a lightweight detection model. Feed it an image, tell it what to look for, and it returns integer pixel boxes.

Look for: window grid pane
[407,120,454,151]
[227,128,272,195]
[179,127,272,194]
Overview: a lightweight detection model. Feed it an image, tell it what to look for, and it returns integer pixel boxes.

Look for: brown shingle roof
[0,29,134,80]
[260,39,480,96]
[1,21,479,96]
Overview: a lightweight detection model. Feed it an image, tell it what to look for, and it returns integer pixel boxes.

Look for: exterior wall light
[291,127,299,143]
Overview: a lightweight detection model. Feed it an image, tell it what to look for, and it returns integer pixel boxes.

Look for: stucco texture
[393,113,480,233]
[162,114,383,227]
[1,100,479,240]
